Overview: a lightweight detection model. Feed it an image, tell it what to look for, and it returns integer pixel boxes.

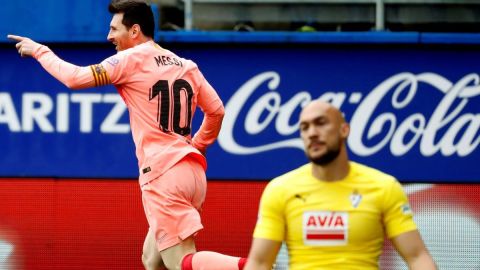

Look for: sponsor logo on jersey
[303,211,348,246]
[294,193,307,202]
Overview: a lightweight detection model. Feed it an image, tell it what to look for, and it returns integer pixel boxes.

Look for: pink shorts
[140,155,206,251]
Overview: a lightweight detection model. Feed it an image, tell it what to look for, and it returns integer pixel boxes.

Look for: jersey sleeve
[195,71,223,114]
[382,179,417,238]
[253,180,286,242]
[33,45,103,89]
[100,52,130,85]
[191,69,224,151]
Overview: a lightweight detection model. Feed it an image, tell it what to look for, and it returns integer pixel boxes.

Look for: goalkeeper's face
[107,13,135,52]
[299,100,349,166]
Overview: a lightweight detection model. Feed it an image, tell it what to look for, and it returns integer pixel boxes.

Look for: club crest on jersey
[303,211,348,246]
[349,189,362,208]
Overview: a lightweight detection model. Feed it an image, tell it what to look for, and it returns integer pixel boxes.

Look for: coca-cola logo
[218,71,480,157]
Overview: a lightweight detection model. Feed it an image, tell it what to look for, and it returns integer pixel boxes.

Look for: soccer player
[8,1,246,269]
[244,100,437,270]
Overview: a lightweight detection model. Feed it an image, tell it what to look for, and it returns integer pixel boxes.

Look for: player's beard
[307,138,342,166]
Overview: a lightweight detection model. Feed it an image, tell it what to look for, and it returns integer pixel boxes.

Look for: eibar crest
[350,189,362,208]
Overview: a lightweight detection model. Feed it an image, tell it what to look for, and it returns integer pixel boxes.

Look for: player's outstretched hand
[7,34,41,58]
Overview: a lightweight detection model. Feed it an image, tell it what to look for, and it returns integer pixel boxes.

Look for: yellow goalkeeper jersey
[253,161,417,270]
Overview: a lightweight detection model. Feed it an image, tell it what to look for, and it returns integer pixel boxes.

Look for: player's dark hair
[108,0,155,38]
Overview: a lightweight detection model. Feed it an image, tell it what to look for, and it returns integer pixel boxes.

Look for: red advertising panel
[0,179,264,270]
[0,179,479,270]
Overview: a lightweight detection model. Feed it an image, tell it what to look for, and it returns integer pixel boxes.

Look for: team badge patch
[349,189,362,208]
[303,211,348,246]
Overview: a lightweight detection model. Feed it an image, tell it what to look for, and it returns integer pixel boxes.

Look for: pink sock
[181,251,247,270]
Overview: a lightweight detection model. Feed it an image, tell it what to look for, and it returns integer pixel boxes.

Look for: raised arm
[391,230,437,270]
[8,34,103,90]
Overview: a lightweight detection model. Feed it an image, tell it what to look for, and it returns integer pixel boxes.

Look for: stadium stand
[152,0,480,32]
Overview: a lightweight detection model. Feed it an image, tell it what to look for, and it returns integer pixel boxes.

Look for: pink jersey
[32,41,224,185]
[99,41,223,185]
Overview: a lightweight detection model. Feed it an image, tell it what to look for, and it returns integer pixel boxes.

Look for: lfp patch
[303,211,348,246]
[106,57,120,66]
[401,203,412,215]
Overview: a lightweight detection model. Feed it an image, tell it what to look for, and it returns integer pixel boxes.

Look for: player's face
[107,13,134,51]
[299,102,347,165]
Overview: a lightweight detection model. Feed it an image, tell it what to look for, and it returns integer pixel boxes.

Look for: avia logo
[303,211,348,246]
[305,212,346,228]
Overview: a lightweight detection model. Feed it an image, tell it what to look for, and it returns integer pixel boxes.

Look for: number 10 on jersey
[149,79,194,136]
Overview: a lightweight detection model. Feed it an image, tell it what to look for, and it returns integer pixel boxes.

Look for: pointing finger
[7,34,25,42]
